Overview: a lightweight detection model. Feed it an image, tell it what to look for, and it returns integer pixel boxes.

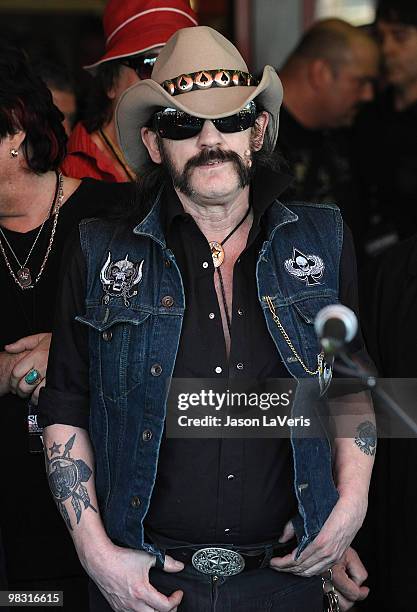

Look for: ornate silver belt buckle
[191,547,245,576]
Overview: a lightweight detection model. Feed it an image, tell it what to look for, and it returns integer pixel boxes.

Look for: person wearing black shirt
[277,18,379,264]
[350,6,417,601]
[0,43,133,610]
[42,176,365,547]
[356,235,417,612]
[38,26,375,612]
[353,0,417,256]
[354,2,417,588]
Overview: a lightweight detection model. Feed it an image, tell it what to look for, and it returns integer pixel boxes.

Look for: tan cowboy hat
[116,25,283,172]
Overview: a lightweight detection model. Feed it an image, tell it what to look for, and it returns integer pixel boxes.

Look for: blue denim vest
[77,194,342,564]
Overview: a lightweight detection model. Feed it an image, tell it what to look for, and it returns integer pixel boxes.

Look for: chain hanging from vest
[264,295,324,376]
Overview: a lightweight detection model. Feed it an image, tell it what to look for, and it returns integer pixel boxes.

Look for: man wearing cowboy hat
[62,0,197,182]
[39,26,374,611]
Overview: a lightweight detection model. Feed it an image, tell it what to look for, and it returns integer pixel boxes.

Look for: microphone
[314,304,358,355]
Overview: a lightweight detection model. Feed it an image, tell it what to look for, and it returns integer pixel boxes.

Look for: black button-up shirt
[145,168,299,546]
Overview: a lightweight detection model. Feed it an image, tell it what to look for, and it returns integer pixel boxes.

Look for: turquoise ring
[24,369,41,385]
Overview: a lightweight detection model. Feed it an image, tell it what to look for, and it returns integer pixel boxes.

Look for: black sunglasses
[121,53,158,80]
[152,101,257,140]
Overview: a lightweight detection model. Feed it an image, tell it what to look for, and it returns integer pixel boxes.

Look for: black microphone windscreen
[322,318,346,343]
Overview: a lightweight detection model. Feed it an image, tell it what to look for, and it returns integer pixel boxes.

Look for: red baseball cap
[84,0,198,72]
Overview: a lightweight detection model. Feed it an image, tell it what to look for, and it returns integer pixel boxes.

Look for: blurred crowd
[1,0,417,611]
[15,0,417,271]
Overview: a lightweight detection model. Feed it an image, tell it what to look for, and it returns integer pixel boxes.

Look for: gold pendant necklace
[208,205,251,337]
[208,205,251,269]
[209,241,224,268]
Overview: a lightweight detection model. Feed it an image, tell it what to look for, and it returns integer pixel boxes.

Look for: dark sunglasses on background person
[121,53,159,80]
[152,101,257,140]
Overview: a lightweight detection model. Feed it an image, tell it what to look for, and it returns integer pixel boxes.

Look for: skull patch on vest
[284,247,324,286]
[100,252,144,306]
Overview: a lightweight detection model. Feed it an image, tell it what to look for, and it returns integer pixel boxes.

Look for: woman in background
[0,41,132,610]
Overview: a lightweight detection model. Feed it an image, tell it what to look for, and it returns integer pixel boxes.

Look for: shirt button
[224,528,230,534]
[236,363,244,370]
[209,313,215,320]
[164,259,171,268]
[227,474,235,480]
[142,429,153,442]
[131,496,141,508]
[161,295,174,308]
[102,330,112,341]
[215,366,222,374]
[151,364,163,376]
[202,261,209,269]
[237,308,244,316]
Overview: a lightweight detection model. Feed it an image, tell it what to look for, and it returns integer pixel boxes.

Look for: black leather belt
[166,541,295,576]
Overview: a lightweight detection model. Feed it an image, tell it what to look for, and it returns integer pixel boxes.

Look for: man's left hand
[270,494,366,577]
[331,547,369,611]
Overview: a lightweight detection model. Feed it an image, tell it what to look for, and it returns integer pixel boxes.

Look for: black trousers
[89,565,322,612]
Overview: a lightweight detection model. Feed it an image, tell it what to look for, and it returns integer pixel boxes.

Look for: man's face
[110,65,141,106]
[377,20,417,90]
[109,47,163,108]
[159,123,253,204]
[143,112,268,206]
[323,38,379,127]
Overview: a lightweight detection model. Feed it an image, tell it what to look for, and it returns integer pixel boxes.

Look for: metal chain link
[0,172,64,290]
[0,219,46,270]
[264,295,323,376]
[322,569,341,612]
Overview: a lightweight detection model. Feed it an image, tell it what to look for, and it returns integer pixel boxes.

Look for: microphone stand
[332,350,417,437]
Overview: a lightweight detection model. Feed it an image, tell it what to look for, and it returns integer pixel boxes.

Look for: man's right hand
[88,543,185,612]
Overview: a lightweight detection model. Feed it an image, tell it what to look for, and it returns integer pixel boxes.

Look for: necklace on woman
[0,170,64,290]
[209,205,251,336]
[99,128,136,181]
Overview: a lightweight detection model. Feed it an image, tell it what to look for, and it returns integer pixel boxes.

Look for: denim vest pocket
[292,293,339,324]
[270,294,338,375]
[76,305,151,401]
